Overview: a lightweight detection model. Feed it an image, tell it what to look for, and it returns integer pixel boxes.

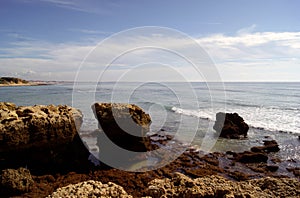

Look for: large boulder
[92,103,152,152]
[213,112,249,139]
[0,102,91,173]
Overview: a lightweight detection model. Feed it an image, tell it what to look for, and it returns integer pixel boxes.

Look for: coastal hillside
[0,77,50,86]
[0,77,29,85]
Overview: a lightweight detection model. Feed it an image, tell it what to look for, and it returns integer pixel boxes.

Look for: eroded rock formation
[47,180,132,198]
[92,103,152,152]
[0,102,91,173]
[0,167,34,194]
[146,172,300,198]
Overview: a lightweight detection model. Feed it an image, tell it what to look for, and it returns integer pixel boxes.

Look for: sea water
[1,82,299,163]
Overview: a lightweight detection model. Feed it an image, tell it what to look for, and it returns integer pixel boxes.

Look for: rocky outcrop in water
[0,102,91,173]
[251,140,280,153]
[92,103,152,152]
[213,112,249,139]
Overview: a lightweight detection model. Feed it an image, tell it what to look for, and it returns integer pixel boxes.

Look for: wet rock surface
[213,112,249,139]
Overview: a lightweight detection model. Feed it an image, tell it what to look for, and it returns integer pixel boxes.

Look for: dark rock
[0,167,34,194]
[266,165,279,172]
[213,112,249,139]
[286,167,300,177]
[251,140,280,153]
[92,103,152,152]
[0,103,91,174]
[235,151,268,163]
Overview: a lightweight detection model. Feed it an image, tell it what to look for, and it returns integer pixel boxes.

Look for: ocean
[1,82,299,164]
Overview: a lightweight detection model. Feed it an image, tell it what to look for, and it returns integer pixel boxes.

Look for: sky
[0,0,299,82]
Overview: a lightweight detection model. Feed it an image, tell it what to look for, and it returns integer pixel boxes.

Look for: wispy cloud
[38,0,112,14]
[69,28,113,35]
[1,27,300,81]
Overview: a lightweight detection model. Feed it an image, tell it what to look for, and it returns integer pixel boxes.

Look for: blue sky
[0,0,299,81]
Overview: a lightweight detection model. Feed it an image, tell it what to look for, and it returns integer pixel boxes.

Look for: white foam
[171,106,213,120]
[171,106,300,135]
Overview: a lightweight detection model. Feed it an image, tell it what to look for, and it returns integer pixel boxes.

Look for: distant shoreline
[0,82,53,87]
[0,77,55,87]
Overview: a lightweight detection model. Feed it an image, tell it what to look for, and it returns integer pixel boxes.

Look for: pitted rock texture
[47,180,132,198]
[0,167,34,194]
[0,102,91,173]
[146,172,300,198]
[0,102,82,151]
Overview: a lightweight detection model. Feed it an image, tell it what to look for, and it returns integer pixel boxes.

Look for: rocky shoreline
[0,102,299,197]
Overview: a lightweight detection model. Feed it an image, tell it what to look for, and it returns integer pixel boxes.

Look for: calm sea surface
[1,82,299,162]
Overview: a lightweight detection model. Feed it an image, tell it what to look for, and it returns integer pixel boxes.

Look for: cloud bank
[1,26,299,82]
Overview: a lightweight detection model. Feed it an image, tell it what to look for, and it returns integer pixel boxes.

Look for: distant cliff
[0,77,50,86]
[0,77,29,85]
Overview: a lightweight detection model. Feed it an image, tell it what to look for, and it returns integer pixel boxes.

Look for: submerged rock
[213,112,249,139]
[92,103,152,152]
[0,102,91,173]
[0,167,34,194]
[251,140,280,153]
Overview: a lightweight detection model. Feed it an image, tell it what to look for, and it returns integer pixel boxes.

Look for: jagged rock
[92,103,152,152]
[0,167,34,194]
[47,180,132,198]
[213,112,249,139]
[0,102,91,173]
[146,172,300,198]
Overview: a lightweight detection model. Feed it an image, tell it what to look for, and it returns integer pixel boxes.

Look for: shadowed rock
[92,103,152,152]
[235,151,268,163]
[251,140,280,153]
[0,102,91,173]
[0,167,34,194]
[213,112,249,139]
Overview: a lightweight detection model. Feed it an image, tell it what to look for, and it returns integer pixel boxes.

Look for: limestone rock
[146,172,300,198]
[0,102,91,173]
[47,180,132,198]
[213,112,249,139]
[92,103,152,152]
[1,167,34,194]
[0,102,82,151]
